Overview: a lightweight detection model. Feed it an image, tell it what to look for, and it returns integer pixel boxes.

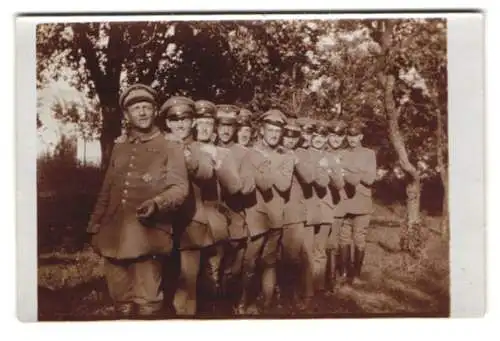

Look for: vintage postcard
[15,11,485,321]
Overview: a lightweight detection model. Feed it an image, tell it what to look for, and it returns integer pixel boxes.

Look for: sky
[37,77,102,165]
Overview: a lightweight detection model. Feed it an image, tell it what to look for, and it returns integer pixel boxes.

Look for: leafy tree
[37,19,448,244]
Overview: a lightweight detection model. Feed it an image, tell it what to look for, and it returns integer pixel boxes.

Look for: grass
[37,204,449,321]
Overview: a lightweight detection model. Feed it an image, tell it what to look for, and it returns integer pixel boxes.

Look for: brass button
[121,199,126,204]
[125,181,130,186]
[123,189,128,194]
[127,172,132,176]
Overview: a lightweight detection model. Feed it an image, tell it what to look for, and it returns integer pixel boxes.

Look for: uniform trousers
[324,218,344,283]
[104,256,163,315]
[239,229,282,307]
[220,239,247,295]
[310,223,332,291]
[280,223,315,298]
[173,218,224,316]
[340,214,371,250]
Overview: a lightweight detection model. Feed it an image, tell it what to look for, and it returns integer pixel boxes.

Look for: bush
[37,136,103,253]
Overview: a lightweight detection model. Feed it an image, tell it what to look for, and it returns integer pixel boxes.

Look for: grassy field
[37,203,449,320]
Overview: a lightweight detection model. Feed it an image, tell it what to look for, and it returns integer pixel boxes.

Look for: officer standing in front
[341,122,377,285]
[87,84,189,318]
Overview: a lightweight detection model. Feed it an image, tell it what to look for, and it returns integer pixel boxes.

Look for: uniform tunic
[305,148,336,226]
[341,146,377,215]
[88,128,189,260]
[217,141,256,240]
[167,136,220,249]
[252,140,295,230]
[242,145,274,237]
[282,147,315,226]
[324,148,348,217]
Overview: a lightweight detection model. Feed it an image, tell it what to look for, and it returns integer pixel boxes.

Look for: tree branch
[73,24,105,96]
[130,24,158,50]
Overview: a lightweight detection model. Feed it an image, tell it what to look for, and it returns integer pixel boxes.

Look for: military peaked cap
[347,121,364,136]
[236,109,253,127]
[260,109,287,127]
[283,118,302,138]
[119,84,157,110]
[216,104,240,125]
[329,120,347,135]
[297,117,315,134]
[313,121,329,136]
[195,100,217,119]
[160,96,195,119]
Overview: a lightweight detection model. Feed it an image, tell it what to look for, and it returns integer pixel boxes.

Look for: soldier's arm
[239,152,257,195]
[294,150,315,185]
[250,150,273,191]
[314,164,331,188]
[215,150,243,195]
[187,144,214,180]
[359,150,377,186]
[152,142,190,213]
[328,161,345,190]
[87,146,118,233]
[343,169,361,186]
[273,154,294,192]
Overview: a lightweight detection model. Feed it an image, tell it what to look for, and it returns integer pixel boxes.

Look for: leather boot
[339,245,352,284]
[234,272,255,315]
[324,249,336,292]
[352,247,366,285]
[261,266,277,309]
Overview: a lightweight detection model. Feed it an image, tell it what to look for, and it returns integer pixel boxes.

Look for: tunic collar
[128,126,161,143]
[218,140,235,148]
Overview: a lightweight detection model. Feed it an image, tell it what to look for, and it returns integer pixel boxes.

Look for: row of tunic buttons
[122,146,137,205]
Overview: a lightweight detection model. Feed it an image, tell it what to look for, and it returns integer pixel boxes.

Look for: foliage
[36,18,447,180]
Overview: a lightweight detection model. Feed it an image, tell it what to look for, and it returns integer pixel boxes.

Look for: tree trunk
[99,103,122,170]
[74,23,125,171]
[382,72,422,254]
[376,19,422,255]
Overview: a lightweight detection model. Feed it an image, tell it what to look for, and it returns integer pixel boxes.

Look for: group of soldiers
[87,83,377,318]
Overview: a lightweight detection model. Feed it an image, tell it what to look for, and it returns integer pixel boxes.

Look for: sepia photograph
[29,13,454,321]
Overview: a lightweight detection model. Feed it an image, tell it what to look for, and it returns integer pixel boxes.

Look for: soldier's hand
[184,148,192,163]
[319,157,329,168]
[214,157,223,170]
[136,199,157,219]
[201,144,217,159]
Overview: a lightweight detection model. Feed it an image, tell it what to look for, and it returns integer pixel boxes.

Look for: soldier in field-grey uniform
[87,84,189,318]
[161,96,220,316]
[279,118,316,304]
[341,122,377,285]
